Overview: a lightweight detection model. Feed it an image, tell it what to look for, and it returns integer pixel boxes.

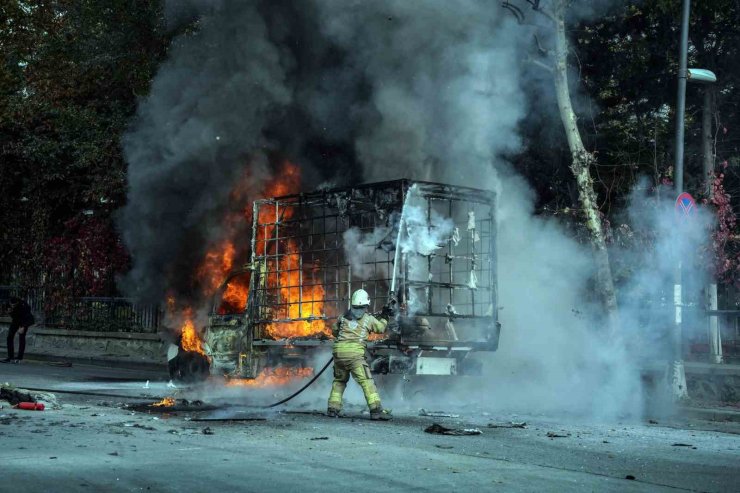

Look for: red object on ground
[15,402,44,411]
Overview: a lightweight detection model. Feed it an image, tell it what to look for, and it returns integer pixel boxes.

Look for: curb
[17,351,167,373]
[680,406,740,423]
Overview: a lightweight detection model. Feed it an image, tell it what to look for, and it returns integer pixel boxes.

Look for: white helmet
[351,289,371,307]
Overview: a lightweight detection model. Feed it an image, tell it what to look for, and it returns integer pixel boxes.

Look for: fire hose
[264,356,334,408]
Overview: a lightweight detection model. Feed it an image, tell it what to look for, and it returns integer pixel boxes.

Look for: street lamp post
[671,0,691,401]
[671,0,721,397]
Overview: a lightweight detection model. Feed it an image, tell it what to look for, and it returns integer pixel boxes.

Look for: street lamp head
[687,68,717,84]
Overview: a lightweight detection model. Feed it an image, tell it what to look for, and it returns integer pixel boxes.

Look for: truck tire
[169,350,210,384]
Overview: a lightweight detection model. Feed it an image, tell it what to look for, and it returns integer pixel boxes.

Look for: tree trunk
[702,87,723,364]
[552,6,620,334]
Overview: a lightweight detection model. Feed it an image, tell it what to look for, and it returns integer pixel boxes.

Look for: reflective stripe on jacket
[332,312,387,352]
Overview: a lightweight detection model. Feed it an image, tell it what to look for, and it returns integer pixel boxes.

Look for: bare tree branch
[534,33,549,56]
[528,57,554,72]
[502,1,525,24]
[532,5,557,23]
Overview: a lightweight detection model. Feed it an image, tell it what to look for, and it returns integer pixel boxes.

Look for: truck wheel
[169,351,210,384]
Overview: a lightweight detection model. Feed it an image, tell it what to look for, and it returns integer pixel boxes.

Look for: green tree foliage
[0,1,167,298]
[574,1,740,207]
[514,0,740,284]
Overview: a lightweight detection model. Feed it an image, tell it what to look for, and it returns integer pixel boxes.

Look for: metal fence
[0,286,161,333]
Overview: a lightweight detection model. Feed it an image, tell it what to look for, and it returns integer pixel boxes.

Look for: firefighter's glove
[380,297,398,320]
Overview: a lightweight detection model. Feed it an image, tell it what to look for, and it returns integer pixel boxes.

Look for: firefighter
[327,289,393,420]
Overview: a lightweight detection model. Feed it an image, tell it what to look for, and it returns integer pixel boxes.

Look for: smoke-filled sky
[120,0,705,419]
[120,1,529,304]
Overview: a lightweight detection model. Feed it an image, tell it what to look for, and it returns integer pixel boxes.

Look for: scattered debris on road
[488,421,527,429]
[424,423,482,436]
[126,398,217,414]
[192,412,267,422]
[122,422,156,431]
[47,361,72,368]
[546,431,571,438]
[419,409,460,418]
[1,384,59,409]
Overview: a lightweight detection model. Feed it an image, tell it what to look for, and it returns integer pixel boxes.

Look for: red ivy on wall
[43,216,129,312]
[706,164,739,285]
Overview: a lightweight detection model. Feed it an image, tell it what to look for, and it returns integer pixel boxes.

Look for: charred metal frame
[246,180,498,352]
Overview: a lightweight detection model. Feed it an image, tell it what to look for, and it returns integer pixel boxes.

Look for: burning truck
[169,179,501,385]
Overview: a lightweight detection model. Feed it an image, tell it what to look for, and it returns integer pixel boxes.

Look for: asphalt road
[1,360,739,492]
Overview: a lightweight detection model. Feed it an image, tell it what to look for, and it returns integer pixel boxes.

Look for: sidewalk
[680,405,740,423]
[0,325,167,372]
[0,346,167,372]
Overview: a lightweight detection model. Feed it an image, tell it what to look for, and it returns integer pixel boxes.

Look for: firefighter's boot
[326,407,341,418]
[370,406,392,421]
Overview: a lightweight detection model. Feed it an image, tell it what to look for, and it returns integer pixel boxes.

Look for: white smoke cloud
[341,226,392,280]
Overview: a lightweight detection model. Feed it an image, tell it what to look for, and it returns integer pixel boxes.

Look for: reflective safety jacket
[332,311,387,353]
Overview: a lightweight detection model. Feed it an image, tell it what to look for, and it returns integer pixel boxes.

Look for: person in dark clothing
[3,296,34,363]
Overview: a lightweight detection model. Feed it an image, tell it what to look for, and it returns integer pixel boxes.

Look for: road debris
[672,443,694,447]
[202,427,214,435]
[310,436,329,440]
[546,432,571,438]
[488,421,526,429]
[1,384,59,409]
[47,361,72,367]
[424,423,482,436]
[123,423,156,431]
[625,475,636,480]
[419,409,460,418]
[435,444,454,449]
[192,414,267,422]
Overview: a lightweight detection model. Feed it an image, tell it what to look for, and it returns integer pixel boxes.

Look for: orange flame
[218,273,250,314]
[197,241,237,296]
[169,160,330,357]
[152,397,176,407]
[180,311,206,356]
[226,367,314,387]
[264,245,330,339]
[255,162,330,339]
